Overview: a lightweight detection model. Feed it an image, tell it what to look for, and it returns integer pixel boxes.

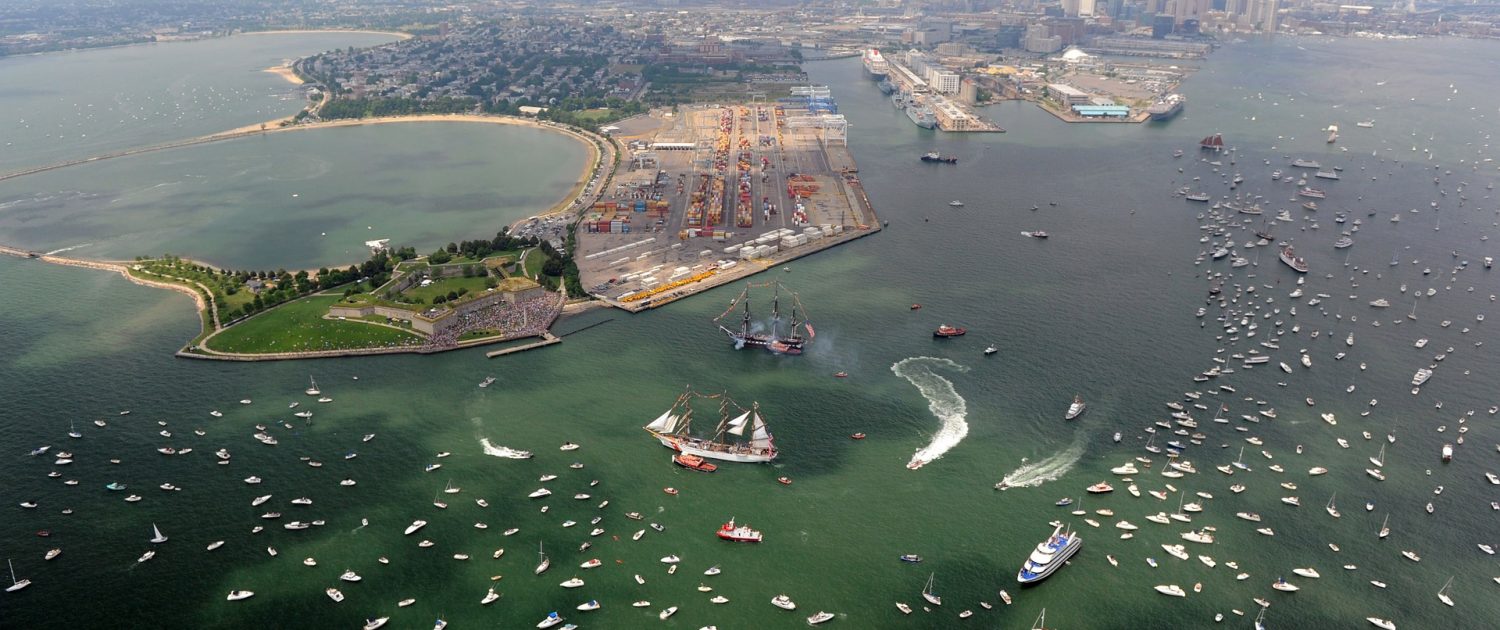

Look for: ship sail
[645,410,678,433]
[711,281,810,355]
[725,410,752,436]
[748,411,773,448]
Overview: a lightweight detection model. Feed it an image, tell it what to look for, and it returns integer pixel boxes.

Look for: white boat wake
[44,243,93,256]
[999,437,1086,489]
[479,438,532,459]
[892,357,970,470]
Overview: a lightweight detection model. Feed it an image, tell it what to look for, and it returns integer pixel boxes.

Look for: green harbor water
[2,35,1499,630]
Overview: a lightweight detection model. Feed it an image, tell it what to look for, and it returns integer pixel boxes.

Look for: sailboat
[643,387,777,463]
[67,421,82,439]
[1326,494,1341,518]
[6,559,30,592]
[712,281,811,355]
[534,542,550,575]
[1171,492,1191,522]
[1232,446,1249,470]
[1032,608,1050,630]
[1369,445,1386,467]
[1144,433,1161,454]
[1437,576,1455,606]
[1254,607,1267,630]
[1408,300,1418,321]
[305,376,321,396]
[150,523,168,544]
[921,573,941,606]
[1378,513,1390,539]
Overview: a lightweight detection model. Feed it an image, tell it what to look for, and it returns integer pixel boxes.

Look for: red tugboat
[933,325,967,338]
[716,518,763,543]
[673,453,718,473]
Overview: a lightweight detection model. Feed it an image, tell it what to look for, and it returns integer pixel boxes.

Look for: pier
[485,332,561,358]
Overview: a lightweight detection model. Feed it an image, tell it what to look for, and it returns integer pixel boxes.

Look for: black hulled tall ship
[713,281,813,355]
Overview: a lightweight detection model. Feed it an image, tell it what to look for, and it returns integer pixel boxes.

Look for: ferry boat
[920,152,958,164]
[1147,94,1185,121]
[862,49,889,79]
[712,281,809,355]
[643,387,777,463]
[1279,245,1309,273]
[716,518,763,543]
[1017,523,1082,584]
[1297,187,1327,199]
[934,325,967,338]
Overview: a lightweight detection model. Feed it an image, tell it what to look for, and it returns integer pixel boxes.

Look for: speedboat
[807,612,835,625]
[658,606,678,620]
[326,588,344,602]
[536,612,564,629]
[1155,584,1186,597]
[1271,577,1299,592]
[363,618,389,630]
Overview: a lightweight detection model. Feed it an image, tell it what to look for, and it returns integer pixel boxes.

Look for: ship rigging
[712,281,813,355]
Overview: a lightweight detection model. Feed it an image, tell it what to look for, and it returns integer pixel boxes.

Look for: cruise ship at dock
[1147,94,1185,121]
[862,49,889,79]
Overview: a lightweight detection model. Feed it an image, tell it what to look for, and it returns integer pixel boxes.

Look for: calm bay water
[2,37,1498,630]
[0,122,587,269]
[0,32,400,174]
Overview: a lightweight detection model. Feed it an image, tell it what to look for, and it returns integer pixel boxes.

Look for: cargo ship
[1147,94,1185,121]
[920,152,957,164]
[643,387,778,463]
[712,281,810,354]
[907,104,938,129]
[862,49,890,79]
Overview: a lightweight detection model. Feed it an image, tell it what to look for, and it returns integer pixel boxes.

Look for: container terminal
[575,89,879,313]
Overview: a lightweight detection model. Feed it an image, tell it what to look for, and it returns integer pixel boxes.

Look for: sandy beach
[264,64,303,85]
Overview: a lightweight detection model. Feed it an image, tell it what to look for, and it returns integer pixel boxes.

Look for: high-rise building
[1249,0,1278,31]
[1225,0,1247,16]
[1167,0,1211,24]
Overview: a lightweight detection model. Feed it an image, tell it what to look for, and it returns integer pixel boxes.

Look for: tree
[429,250,452,265]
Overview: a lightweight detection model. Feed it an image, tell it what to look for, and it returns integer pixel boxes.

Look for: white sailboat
[643,387,777,463]
[534,542,550,575]
[921,573,941,606]
[1369,445,1385,467]
[1437,576,1455,606]
[305,376,321,396]
[1032,609,1049,630]
[1378,514,1390,539]
[6,559,30,592]
[149,523,168,544]
[1326,494,1341,518]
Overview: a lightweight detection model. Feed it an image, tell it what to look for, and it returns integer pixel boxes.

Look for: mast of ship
[740,287,752,341]
[712,392,732,443]
[770,282,782,340]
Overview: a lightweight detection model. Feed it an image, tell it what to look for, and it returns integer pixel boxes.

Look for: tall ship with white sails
[643,387,778,463]
[712,281,811,355]
[862,49,890,79]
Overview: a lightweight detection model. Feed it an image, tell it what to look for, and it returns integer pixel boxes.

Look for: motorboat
[772,594,797,610]
[1017,523,1082,584]
[1155,584,1186,597]
[226,590,254,601]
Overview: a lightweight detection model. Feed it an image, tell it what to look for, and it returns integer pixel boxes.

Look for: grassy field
[203,295,422,354]
[400,275,495,303]
[518,248,544,279]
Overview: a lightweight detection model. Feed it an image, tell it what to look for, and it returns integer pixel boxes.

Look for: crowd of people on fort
[426,293,561,348]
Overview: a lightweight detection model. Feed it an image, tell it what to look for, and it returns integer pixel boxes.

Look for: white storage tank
[725,244,742,253]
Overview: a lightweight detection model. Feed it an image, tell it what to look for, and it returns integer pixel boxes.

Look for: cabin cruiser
[1017,523,1082,584]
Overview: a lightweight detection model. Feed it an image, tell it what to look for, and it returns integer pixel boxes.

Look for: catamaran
[712,281,811,355]
[643,387,777,463]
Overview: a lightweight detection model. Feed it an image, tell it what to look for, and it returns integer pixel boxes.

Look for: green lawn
[519,248,543,279]
[399,275,496,303]
[203,295,422,354]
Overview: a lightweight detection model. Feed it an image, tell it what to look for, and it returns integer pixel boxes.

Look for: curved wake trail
[892,357,970,470]
[479,438,532,459]
[999,436,1086,489]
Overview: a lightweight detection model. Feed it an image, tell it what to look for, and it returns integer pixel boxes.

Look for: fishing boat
[716,518,763,543]
[643,387,777,463]
[1017,523,1082,584]
[712,281,810,354]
